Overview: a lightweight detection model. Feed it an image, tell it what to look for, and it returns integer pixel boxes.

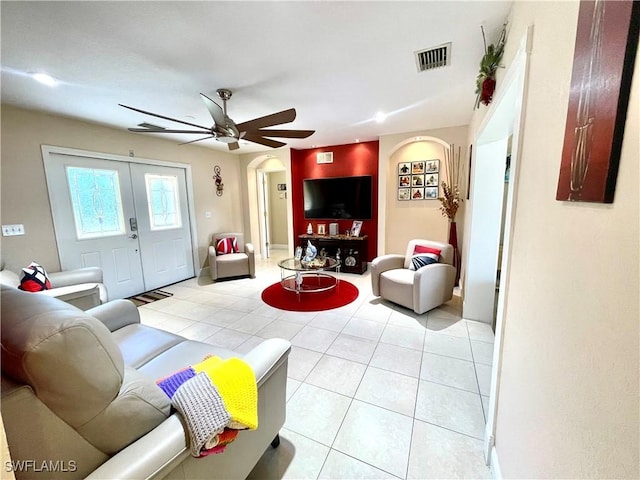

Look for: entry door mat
[128,289,174,307]
[261,279,359,312]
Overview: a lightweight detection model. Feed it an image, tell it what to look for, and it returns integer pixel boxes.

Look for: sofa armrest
[48,267,103,288]
[413,263,457,314]
[87,299,141,332]
[85,414,188,480]
[245,242,256,278]
[243,337,290,386]
[370,254,405,296]
[39,284,102,310]
[208,245,218,280]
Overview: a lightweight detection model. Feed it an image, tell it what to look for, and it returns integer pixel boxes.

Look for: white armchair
[208,233,255,281]
[371,239,456,314]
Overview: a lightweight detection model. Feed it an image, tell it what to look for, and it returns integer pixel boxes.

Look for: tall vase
[448,221,461,286]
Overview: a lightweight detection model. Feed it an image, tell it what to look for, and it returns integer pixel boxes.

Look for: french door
[44,151,195,299]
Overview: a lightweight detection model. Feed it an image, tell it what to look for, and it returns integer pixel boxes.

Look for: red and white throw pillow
[216,237,239,255]
[18,262,52,292]
[409,245,441,271]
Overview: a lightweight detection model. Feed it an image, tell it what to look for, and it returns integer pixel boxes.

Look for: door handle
[129,234,138,239]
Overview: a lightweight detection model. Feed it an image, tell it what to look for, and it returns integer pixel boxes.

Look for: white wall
[470,2,639,477]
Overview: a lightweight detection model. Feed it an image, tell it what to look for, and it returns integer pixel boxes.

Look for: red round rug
[261,279,359,312]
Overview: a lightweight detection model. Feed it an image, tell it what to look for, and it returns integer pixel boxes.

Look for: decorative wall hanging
[475,23,507,108]
[556,0,639,203]
[397,160,439,201]
[213,165,224,196]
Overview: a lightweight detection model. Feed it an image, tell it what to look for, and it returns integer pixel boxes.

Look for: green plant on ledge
[475,23,508,108]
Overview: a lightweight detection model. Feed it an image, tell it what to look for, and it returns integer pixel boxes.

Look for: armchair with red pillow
[370,239,456,314]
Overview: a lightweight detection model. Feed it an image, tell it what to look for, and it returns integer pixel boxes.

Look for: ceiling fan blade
[179,136,215,146]
[120,104,211,130]
[228,142,240,151]
[236,108,297,132]
[243,132,287,149]
[255,128,315,139]
[200,93,227,127]
[128,128,211,134]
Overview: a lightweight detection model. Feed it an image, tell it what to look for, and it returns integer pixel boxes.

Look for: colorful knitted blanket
[156,356,257,457]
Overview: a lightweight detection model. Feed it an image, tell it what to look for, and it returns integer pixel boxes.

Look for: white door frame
[468,27,533,470]
[41,145,200,278]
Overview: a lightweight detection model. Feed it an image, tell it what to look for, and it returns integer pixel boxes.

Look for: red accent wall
[291,141,379,261]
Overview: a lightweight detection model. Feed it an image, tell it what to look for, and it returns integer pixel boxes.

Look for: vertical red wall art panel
[556,0,639,203]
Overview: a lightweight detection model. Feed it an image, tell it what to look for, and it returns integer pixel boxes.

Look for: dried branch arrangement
[439,144,464,221]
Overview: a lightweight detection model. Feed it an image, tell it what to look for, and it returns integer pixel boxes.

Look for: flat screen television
[303,175,372,219]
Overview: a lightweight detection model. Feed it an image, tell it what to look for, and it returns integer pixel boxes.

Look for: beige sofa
[1,286,290,479]
[0,265,107,310]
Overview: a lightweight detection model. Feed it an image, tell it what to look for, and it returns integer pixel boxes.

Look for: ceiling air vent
[415,43,451,72]
[137,122,165,130]
[316,152,333,164]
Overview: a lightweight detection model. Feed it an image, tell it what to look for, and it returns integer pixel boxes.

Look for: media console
[298,234,368,274]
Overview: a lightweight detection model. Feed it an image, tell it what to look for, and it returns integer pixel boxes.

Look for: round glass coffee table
[278,257,341,294]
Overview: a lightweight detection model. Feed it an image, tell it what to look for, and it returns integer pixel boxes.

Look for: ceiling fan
[119,89,315,151]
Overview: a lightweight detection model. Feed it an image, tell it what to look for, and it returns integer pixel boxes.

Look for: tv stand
[298,234,368,274]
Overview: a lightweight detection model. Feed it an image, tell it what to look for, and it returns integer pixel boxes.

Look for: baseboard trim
[490,446,502,479]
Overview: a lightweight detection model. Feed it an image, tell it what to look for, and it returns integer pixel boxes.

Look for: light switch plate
[2,224,25,236]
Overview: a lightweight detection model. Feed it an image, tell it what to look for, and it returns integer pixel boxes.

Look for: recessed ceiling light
[375,112,387,123]
[32,73,57,87]
[355,139,360,143]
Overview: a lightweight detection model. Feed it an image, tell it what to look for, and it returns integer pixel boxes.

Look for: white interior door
[130,163,195,290]
[45,154,146,299]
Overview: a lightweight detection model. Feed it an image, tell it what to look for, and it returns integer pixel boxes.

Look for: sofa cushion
[409,245,441,271]
[111,324,185,369]
[138,340,236,381]
[18,261,52,291]
[216,237,238,255]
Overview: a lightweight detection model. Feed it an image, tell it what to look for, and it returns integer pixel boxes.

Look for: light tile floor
[139,248,495,479]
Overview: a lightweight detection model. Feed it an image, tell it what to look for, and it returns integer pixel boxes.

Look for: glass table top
[278,257,340,272]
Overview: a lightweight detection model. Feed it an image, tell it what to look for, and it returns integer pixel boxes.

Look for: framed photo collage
[398,160,439,201]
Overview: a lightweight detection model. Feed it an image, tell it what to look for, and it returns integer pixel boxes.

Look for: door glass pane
[145,174,182,230]
[66,166,126,239]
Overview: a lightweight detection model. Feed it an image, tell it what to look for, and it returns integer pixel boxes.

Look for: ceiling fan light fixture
[32,72,57,87]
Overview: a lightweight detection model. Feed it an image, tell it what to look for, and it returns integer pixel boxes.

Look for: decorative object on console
[213,165,224,196]
[307,223,313,234]
[298,234,368,274]
[350,220,363,237]
[556,0,639,203]
[475,23,507,108]
[329,223,339,236]
[317,224,326,235]
[438,144,465,285]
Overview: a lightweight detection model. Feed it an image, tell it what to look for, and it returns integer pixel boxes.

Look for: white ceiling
[1,1,512,153]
